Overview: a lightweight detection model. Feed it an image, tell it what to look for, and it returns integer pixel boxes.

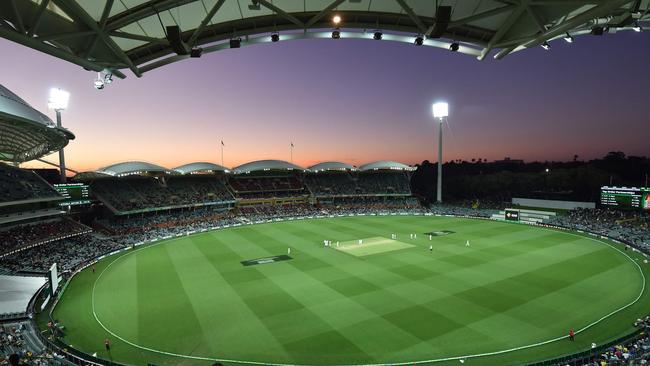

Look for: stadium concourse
[0,157,650,365]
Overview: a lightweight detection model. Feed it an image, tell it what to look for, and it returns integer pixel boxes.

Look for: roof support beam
[0,24,110,73]
[304,0,346,28]
[27,0,50,37]
[50,0,142,77]
[188,0,226,46]
[254,0,304,28]
[526,5,547,32]
[83,0,114,59]
[496,0,634,59]
[477,0,529,60]
[109,31,169,45]
[449,5,514,28]
[394,0,428,34]
[523,0,635,47]
[37,30,97,42]
[9,0,26,34]
[106,0,198,31]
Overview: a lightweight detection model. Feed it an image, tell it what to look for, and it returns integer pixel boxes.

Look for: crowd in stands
[571,316,650,366]
[91,176,233,213]
[0,165,60,204]
[0,321,65,366]
[84,171,413,212]
[229,176,303,192]
[0,234,123,274]
[356,172,411,195]
[305,172,411,196]
[0,220,89,256]
[304,173,357,196]
[548,208,650,250]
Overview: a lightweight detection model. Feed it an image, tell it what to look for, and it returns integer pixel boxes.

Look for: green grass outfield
[50,215,650,366]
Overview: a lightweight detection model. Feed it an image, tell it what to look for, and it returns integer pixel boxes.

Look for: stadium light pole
[48,88,70,183]
[432,102,448,203]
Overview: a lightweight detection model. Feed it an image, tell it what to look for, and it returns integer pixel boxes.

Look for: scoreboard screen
[504,209,520,221]
[54,183,91,206]
[600,186,650,210]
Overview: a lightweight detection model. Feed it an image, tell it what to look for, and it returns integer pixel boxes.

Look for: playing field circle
[54,216,648,366]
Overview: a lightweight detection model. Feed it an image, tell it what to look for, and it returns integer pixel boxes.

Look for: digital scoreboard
[600,186,650,211]
[54,183,91,206]
[504,209,520,221]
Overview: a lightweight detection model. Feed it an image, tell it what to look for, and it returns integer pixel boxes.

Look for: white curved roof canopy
[358,161,414,172]
[0,84,74,163]
[308,162,355,172]
[174,162,229,174]
[233,160,304,174]
[99,161,171,176]
[0,1,647,77]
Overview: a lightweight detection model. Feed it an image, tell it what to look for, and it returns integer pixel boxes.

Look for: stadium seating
[0,321,62,366]
[305,171,411,196]
[0,219,90,258]
[304,172,357,196]
[91,176,234,213]
[0,164,60,204]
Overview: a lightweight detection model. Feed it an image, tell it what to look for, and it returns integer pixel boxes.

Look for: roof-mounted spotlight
[332,15,341,25]
[229,38,241,48]
[103,73,113,84]
[633,21,642,32]
[563,33,574,43]
[541,41,550,50]
[332,29,340,39]
[93,72,105,90]
[271,33,280,42]
[591,26,604,35]
[190,47,203,58]
[449,42,459,52]
[373,31,382,40]
[414,35,424,46]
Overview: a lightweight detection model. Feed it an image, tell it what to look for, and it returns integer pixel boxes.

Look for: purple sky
[1,31,648,172]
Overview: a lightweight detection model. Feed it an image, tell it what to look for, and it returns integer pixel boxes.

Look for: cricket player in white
[429,235,432,240]
[288,247,291,255]
[358,239,363,245]
[466,240,470,247]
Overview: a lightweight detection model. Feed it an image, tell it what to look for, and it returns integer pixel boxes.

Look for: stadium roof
[98,161,172,176]
[233,159,303,174]
[308,162,355,172]
[72,171,112,180]
[0,84,74,163]
[358,161,414,172]
[1,1,647,78]
[174,162,229,174]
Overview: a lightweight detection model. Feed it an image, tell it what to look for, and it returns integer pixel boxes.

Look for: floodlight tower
[48,88,70,183]
[432,102,448,203]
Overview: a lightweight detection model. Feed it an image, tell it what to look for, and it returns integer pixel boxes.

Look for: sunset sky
[1,31,648,173]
